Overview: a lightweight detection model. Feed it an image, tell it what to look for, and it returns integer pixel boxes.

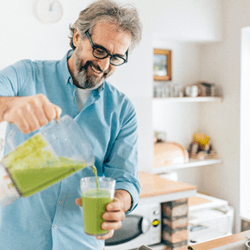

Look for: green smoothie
[9,156,90,197]
[82,188,112,235]
[2,133,98,197]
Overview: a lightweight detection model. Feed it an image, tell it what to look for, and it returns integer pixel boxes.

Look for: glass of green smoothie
[80,176,116,236]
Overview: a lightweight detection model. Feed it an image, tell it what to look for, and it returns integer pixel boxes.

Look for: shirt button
[59,200,63,204]
[54,225,57,229]
[71,97,74,100]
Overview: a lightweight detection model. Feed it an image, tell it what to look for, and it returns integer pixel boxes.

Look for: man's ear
[73,29,81,48]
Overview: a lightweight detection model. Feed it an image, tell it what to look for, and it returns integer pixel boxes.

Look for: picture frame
[153,49,172,81]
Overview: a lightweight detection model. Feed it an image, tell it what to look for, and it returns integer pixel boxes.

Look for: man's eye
[95,48,106,56]
[112,56,120,61]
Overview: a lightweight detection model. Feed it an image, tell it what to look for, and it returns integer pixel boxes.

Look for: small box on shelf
[154,142,189,168]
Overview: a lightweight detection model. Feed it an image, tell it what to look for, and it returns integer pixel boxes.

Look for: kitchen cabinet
[152,96,223,173]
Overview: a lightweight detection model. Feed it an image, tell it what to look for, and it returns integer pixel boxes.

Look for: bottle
[0,115,94,207]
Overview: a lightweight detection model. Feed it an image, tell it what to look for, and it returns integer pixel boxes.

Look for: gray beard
[74,46,104,89]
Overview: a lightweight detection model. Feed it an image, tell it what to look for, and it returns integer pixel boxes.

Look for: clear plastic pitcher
[0,115,94,207]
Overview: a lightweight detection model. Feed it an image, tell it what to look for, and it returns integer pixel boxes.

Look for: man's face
[72,22,132,89]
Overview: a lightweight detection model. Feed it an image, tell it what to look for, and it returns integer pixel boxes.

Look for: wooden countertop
[190,230,250,249]
[151,230,250,250]
[188,195,211,207]
[138,171,196,204]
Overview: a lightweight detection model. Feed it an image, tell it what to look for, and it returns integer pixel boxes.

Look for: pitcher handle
[6,124,20,151]
[6,119,58,151]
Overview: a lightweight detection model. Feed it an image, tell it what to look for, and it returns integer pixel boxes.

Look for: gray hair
[69,0,142,51]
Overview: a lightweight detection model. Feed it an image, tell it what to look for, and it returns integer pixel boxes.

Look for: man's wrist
[114,189,132,213]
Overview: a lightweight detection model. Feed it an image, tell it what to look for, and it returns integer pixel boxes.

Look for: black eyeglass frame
[85,30,128,66]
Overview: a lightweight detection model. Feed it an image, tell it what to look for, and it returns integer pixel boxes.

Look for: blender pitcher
[0,115,94,207]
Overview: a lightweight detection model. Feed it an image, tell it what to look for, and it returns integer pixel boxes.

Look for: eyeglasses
[85,30,128,66]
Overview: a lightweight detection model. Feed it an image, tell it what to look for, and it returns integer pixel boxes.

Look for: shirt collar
[98,82,104,93]
[60,50,73,85]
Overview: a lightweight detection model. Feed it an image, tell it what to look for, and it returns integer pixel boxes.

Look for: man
[0,0,142,249]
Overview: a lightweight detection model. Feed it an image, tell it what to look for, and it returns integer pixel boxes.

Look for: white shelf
[153,96,223,102]
[151,158,223,174]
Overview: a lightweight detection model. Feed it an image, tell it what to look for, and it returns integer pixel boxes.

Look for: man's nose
[98,57,110,72]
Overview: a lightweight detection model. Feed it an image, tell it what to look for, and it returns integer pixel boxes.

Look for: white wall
[199,0,250,232]
[151,0,222,43]
[150,1,222,188]
[149,0,222,178]
[240,27,250,214]
[0,0,82,66]
[152,41,202,149]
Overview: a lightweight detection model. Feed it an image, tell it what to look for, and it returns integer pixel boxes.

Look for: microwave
[105,202,161,250]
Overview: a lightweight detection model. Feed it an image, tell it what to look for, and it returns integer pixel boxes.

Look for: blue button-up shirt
[0,51,140,250]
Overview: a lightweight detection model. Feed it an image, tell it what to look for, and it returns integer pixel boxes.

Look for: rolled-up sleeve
[0,60,29,96]
[103,101,140,214]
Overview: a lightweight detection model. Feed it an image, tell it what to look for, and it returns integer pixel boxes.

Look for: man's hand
[0,94,62,133]
[75,189,132,240]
